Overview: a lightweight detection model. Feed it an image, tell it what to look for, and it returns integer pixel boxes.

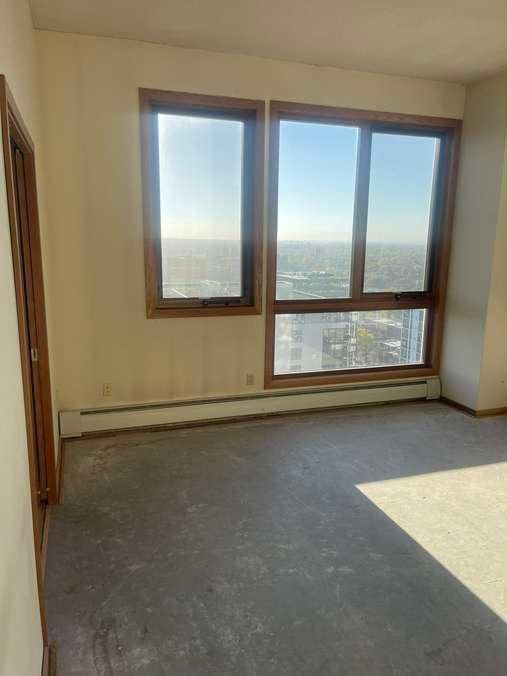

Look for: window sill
[264,365,437,389]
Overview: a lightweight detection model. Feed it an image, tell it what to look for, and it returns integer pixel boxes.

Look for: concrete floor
[45,401,507,675]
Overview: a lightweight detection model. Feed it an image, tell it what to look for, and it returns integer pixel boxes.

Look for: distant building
[400,309,425,363]
[275,310,424,375]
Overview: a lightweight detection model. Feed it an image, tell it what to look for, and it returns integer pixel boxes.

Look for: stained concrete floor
[45,401,507,675]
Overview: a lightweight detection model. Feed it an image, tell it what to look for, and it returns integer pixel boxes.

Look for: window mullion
[350,124,372,300]
[423,135,444,293]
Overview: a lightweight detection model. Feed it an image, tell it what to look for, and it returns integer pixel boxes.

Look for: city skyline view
[274,309,426,375]
[157,114,439,245]
[157,112,435,371]
[160,237,429,299]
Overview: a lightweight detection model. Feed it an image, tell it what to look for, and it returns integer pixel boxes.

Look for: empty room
[1,1,506,674]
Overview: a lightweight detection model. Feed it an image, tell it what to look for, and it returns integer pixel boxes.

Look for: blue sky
[158,113,438,244]
[278,121,438,244]
[158,113,243,240]
[277,121,358,242]
[366,129,438,245]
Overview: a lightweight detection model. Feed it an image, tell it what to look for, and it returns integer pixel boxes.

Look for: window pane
[363,133,439,293]
[158,113,244,299]
[274,309,426,375]
[276,121,359,300]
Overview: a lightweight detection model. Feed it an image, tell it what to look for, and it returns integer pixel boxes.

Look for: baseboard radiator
[59,376,441,438]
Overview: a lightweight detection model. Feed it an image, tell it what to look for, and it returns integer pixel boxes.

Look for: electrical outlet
[102,383,113,396]
[246,373,254,386]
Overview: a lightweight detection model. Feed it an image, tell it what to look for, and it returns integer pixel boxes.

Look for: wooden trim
[350,124,372,299]
[139,88,264,318]
[440,396,481,417]
[268,366,437,389]
[20,144,58,504]
[274,296,433,314]
[476,407,507,417]
[425,127,461,372]
[474,406,507,417]
[269,100,462,130]
[0,73,57,647]
[0,76,35,150]
[441,396,507,418]
[265,99,461,388]
[139,88,264,113]
[41,644,56,676]
[0,77,58,504]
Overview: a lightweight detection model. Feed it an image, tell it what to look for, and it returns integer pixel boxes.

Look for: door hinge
[30,346,38,362]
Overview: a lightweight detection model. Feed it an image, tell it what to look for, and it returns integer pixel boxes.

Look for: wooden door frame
[0,75,57,503]
[0,74,57,654]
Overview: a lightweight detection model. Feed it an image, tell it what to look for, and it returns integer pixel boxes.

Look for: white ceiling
[30,0,507,83]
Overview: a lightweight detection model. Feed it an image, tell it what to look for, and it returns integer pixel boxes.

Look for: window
[140,89,264,317]
[266,101,461,387]
[276,121,358,300]
[274,310,427,375]
[363,132,439,293]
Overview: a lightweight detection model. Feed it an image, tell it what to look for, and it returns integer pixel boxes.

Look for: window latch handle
[201,298,241,306]
[394,291,428,301]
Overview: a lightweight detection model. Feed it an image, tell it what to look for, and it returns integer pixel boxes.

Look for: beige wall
[478,136,507,410]
[37,30,465,411]
[0,2,46,674]
[441,72,507,411]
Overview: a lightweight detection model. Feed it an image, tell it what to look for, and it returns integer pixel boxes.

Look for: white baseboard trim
[59,376,441,438]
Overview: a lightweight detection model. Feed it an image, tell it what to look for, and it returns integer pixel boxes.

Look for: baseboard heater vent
[59,376,440,438]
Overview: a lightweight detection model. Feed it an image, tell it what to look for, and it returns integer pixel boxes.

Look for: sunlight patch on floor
[357,461,507,621]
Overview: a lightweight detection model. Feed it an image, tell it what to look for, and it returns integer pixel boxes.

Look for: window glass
[363,133,439,293]
[276,121,359,300]
[158,113,244,299]
[274,310,426,375]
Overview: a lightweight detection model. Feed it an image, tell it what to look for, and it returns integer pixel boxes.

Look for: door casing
[0,73,58,647]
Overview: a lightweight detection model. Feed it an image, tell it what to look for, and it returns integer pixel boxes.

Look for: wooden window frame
[139,88,264,318]
[265,100,461,389]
